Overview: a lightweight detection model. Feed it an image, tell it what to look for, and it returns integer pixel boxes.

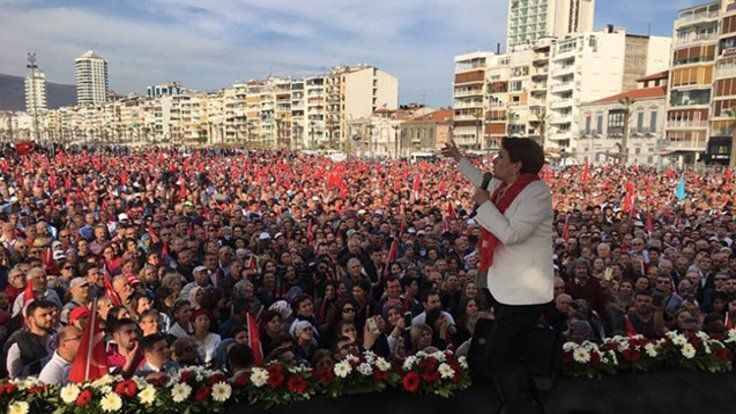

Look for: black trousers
[487,298,549,414]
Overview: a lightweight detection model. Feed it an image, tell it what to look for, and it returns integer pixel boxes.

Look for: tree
[618,97,634,166]
[726,108,736,168]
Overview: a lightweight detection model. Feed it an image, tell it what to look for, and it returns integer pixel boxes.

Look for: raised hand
[441,138,463,161]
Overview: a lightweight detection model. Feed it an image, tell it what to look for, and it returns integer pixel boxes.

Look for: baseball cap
[193,265,207,274]
[69,306,91,324]
[118,213,130,222]
[259,232,271,241]
[69,277,88,289]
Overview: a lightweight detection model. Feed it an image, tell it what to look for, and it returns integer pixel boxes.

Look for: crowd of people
[0,143,734,386]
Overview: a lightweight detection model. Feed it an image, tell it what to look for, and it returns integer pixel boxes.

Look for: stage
[227,370,736,414]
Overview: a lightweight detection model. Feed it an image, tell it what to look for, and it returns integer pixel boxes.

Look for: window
[637,112,644,132]
[596,115,603,133]
[635,147,641,155]
[585,116,591,134]
[608,110,625,132]
[650,111,657,132]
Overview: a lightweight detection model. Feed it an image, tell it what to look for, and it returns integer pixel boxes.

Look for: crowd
[0,143,735,387]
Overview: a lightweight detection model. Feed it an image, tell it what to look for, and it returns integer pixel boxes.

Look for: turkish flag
[246,313,263,364]
[68,301,108,382]
[562,215,570,242]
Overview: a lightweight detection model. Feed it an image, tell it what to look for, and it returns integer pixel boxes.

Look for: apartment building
[507,0,595,50]
[546,27,670,156]
[75,50,109,106]
[453,52,495,150]
[578,71,669,165]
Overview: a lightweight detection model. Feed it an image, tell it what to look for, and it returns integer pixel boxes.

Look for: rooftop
[589,86,667,105]
[636,71,669,82]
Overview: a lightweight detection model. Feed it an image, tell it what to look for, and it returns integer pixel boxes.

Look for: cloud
[0,0,674,105]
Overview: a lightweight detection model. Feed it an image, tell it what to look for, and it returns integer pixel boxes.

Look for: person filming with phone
[442,137,553,414]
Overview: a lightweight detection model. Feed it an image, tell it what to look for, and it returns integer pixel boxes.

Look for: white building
[25,69,47,113]
[453,51,496,150]
[545,27,671,155]
[75,50,109,105]
[507,0,595,50]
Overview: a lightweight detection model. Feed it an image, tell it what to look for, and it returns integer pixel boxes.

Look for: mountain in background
[0,73,76,111]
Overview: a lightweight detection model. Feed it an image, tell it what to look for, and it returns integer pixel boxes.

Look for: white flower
[138,386,156,405]
[8,401,29,414]
[415,351,427,358]
[671,334,687,347]
[375,357,391,372]
[431,351,447,362]
[363,351,376,364]
[346,354,360,364]
[572,347,591,364]
[171,383,192,403]
[357,363,373,376]
[91,375,115,388]
[438,363,455,379]
[403,356,417,371]
[334,361,353,378]
[60,383,81,404]
[458,356,468,370]
[100,392,123,412]
[726,329,736,343]
[211,382,232,403]
[696,331,710,341]
[250,368,269,388]
[681,343,696,359]
[100,385,113,395]
[562,342,577,352]
[644,343,658,358]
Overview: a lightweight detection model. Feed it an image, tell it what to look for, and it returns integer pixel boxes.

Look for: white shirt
[460,159,554,305]
[192,333,221,364]
[38,352,71,385]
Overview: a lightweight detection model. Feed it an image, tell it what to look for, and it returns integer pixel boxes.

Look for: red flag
[68,301,108,382]
[724,168,733,184]
[383,237,400,277]
[306,221,314,245]
[581,160,590,185]
[562,215,570,242]
[103,273,122,307]
[246,313,263,364]
[622,180,636,214]
[412,174,421,200]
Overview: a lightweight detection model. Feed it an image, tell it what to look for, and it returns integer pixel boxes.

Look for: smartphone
[403,312,413,330]
[366,317,379,334]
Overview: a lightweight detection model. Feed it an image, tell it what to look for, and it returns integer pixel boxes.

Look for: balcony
[674,10,719,28]
[674,32,718,45]
[666,119,708,129]
[549,99,572,110]
[550,114,572,124]
[454,88,484,98]
[454,114,483,122]
[453,100,484,109]
[550,83,573,93]
[665,138,706,151]
[716,64,736,79]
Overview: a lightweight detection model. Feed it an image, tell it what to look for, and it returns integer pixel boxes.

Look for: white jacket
[459,159,554,306]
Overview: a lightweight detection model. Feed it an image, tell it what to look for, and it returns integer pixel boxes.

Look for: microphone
[468,172,493,219]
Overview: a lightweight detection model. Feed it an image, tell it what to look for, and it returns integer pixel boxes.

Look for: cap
[357,209,367,216]
[274,232,283,240]
[127,276,140,285]
[69,277,88,289]
[193,265,207,274]
[69,306,91,324]
[259,232,271,240]
[289,320,314,338]
[346,229,357,238]
[118,213,130,222]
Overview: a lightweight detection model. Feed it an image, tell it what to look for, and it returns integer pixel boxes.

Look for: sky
[0,0,696,106]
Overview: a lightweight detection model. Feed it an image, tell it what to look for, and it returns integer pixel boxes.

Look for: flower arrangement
[563,331,733,378]
[0,351,472,413]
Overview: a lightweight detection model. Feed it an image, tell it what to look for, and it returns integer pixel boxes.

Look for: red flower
[421,370,440,384]
[208,373,227,385]
[148,374,169,387]
[287,375,308,394]
[114,379,138,398]
[715,347,732,362]
[233,373,249,387]
[179,370,193,383]
[76,389,93,407]
[28,385,46,394]
[562,351,573,363]
[402,371,421,393]
[590,351,601,366]
[1,382,17,395]
[373,370,389,382]
[267,365,286,388]
[418,357,439,373]
[622,349,641,363]
[314,367,335,385]
[194,386,211,402]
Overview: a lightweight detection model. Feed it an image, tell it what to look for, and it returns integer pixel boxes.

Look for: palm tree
[618,97,634,165]
[726,108,736,168]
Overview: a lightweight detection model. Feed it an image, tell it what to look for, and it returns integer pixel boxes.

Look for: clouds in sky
[0,0,680,105]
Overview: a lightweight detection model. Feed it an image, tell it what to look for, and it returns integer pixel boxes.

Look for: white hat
[193,265,207,274]
[118,213,130,222]
[259,232,271,240]
[289,320,314,338]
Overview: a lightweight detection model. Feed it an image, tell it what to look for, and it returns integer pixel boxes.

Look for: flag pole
[84,295,98,382]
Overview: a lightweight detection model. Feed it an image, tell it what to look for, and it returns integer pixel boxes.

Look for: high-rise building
[25,59,47,114]
[453,52,495,150]
[146,82,183,98]
[507,0,595,50]
[75,50,109,105]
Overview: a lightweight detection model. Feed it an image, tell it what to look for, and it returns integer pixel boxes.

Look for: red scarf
[478,173,540,273]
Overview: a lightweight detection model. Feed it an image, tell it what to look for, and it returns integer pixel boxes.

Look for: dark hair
[109,317,138,334]
[228,343,254,371]
[501,137,545,174]
[26,299,56,316]
[421,290,440,304]
[140,333,167,352]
